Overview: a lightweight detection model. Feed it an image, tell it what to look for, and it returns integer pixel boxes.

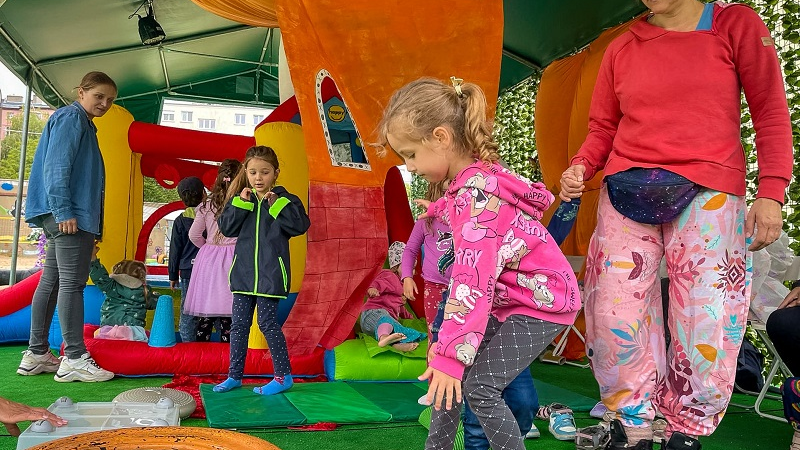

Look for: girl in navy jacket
[213,146,310,395]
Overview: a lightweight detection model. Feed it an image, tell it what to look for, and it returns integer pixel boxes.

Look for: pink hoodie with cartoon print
[428,161,580,379]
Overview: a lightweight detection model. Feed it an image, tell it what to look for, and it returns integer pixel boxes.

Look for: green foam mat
[283,382,392,424]
[200,383,307,429]
[534,379,597,411]
[349,382,428,421]
[331,338,429,381]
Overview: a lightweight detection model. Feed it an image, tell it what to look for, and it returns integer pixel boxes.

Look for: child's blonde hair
[225,146,280,202]
[424,180,446,231]
[376,77,499,164]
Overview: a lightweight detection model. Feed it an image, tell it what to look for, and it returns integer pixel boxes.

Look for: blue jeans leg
[462,368,538,450]
[178,278,199,343]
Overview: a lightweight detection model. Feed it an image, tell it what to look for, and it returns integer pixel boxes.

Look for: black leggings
[766,306,800,375]
[196,317,232,343]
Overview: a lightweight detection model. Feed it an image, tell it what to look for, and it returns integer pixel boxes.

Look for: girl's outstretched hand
[414,199,432,219]
[559,164,586,202]
[418,367,462,411]
[240,187,252,201]
[403,277,417,300]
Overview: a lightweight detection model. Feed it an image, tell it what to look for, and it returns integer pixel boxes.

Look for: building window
[315,70,369,171]
[162,110,174,122]
[198,118,216,130]
[253,115,264,125]
[234,113,246,125]
[181,111,193,122]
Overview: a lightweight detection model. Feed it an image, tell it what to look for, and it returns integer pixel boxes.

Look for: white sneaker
[17,350,61,375]
[54,353,114,382]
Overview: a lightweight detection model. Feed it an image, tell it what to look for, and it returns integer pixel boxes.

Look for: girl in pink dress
[184,159,242,342]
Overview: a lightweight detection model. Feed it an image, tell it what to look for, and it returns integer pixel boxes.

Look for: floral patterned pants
[585,186,750,436]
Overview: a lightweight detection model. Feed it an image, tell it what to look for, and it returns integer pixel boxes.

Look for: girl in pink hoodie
[377,77,580,450]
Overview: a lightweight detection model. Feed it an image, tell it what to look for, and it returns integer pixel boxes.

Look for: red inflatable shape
[0,270,42,316]
[83,325,325,377]
[129,122,254,162]
[382,166,425,318]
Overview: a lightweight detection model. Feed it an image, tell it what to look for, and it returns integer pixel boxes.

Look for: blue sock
[213,377,242,393]
[253,375,294,395]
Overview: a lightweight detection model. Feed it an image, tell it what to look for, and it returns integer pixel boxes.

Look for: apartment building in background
[159,99,274,137]
[0,94,54,140]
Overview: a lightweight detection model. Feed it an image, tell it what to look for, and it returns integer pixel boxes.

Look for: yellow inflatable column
[247,121,309,349]
[93,105,140,265]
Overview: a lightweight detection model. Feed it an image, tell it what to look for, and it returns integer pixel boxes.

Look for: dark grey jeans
[28,214,96,359]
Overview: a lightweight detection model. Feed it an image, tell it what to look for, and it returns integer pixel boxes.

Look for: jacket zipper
[228,255,237,286]
[254,194,262,293]
[278,256,287,292]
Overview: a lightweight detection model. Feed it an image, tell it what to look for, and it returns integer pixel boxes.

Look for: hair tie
[223,177,230,182]
[450,76,464,98]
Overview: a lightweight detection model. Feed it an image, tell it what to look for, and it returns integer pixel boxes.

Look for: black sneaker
[607,419,654,450]
[663,432,701,450]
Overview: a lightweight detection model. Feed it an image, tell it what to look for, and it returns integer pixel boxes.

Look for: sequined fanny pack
[605,168,700,225]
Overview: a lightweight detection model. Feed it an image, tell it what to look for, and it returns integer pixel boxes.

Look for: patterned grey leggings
[425,315,563,450]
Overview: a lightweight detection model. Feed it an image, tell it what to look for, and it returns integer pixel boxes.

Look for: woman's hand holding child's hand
[240,188,252,201]
[403,278,417,301]
[367,287,379,298]
[419,367,461,411]
[559,164,586,202]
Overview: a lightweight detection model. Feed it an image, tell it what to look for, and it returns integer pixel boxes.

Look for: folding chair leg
[540,324,590,368]
[752,328,791,423]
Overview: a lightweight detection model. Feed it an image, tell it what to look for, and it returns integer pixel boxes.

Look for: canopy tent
[0,0,645,123]
[0,0,281,124]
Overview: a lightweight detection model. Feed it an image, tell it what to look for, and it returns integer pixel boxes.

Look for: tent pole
[9,83,33,285]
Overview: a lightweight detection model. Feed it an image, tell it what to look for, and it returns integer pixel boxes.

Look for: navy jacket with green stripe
[217,186,310,298]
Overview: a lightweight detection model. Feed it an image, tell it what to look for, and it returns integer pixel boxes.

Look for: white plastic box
[16,398,180,450]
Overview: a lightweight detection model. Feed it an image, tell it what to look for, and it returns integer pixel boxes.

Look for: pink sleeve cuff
[429,355,466,380]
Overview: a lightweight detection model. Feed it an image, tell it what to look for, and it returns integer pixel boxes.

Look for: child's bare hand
[265,191,278,206]
[559,164,586,202]
[367,287,379,297]
[418,367,462,411]
[91,245,100,261]
[403,278,418,300]
[427,344,436,364]
[240,187,252,201]
[413,199,432,219]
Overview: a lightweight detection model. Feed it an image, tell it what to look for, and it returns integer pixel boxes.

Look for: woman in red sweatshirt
[560,1,793,449]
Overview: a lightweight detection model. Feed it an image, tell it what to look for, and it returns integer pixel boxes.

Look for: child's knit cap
[388,241,406,269]
[110,260,148,289]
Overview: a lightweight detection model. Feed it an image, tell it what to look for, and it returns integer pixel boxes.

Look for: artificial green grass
[0,343,793,450]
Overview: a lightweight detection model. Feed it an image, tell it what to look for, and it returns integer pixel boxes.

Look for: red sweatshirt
[571,2,792,203]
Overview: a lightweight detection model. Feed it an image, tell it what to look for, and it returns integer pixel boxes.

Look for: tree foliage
[494,74,542,182]
[143,177,180,203]
[0,112,47,180]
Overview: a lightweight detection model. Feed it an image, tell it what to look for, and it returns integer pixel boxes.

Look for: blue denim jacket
[26,102,105,236]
